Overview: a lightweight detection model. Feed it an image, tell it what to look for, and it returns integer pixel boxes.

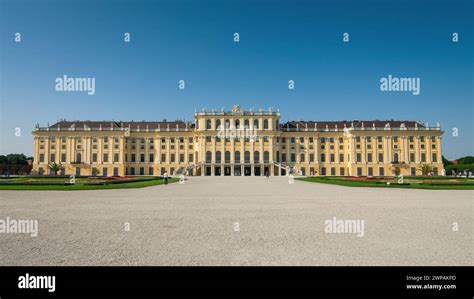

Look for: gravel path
[0,177,472,266]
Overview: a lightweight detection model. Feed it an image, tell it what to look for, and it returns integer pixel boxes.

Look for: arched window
[263,151,270,163]
[216,119,221,130]
[244,151,250,163]
[225,119,230,129]
[206,119,212,130]
[216,151,221,163]
[235,119,240,129]
[235,151,241,163]
[254,151,260,163]
[206,151,212,163]
[254,119,259,129]
[263,119,269,130]
[244,119,249,128]
[276,151,280,162]
[275,120,279,129]
[225,151,231,163]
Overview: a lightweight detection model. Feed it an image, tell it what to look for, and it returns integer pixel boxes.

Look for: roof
[280,120,425,129]
[48,120,192,130]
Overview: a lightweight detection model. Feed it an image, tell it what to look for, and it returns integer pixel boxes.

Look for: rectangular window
[114,153,119,163]
[291,153,296,162]
[61,153,67,163]
[149,154,154,163]
[356,153,361,163]
[410,153,415,162]
[432,153,437,162]
[50,154,55,162]
[149,167,154,175]
[368,167,373,176]
[340,167,345,176]
[320,154,326,162]
[282,153,287,162]
[171,154,175,163]
[103,153,108,163]
[189,154,193,162]
[331,167,336,176]
[130,168,135,175]
[421,153,426,162]
[139,167,144,175]
[300,154,305,163]
[357,167,362,176]
[180,154,184,163]
[140,154,145,163]
[411,167,416,176]
[378,153,384,163]
[310,154,314,162]
[39,154,44,163]
[339,153,344,162]
[161,154,166,163]
[379,167,385,176]
[321,167,326,175]
[367,153,372,163]
[330,154,335,163]
[131,154,136,162]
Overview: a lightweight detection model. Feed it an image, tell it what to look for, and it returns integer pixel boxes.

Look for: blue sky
[1,0,472,159]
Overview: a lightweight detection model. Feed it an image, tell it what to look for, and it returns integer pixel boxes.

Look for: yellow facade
[32,106,444,177]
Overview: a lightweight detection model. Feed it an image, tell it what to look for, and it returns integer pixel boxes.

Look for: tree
[48,162,64,175]
[419,164,433,176]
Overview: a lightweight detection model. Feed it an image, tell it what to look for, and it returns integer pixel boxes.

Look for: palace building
[32,105,444,177]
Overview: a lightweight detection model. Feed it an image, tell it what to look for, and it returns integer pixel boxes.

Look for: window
[357,167,362,176]
[50,154,56,162]
[149,154,154,163]
[264,151,270,163]
[263,119,269,129]
[432,153,437,162]
[421,153,426,162]
[114,153,119,163]
[170,154,175,163]
[180,154,184,163]
[310,154,314,162]
[206,151,212,163]
[225,119,230,129]
[291,153,296,162]
[368,167,373,176]
[281,153,287,162]
[379,167,385,176]
[367,153,372,163]
[321,167,326,175]
[149,167,154,175]
[410,153,415,162]
[340,167,345,176]
[379,153,384,162]
[356,153,361,163]
[140,167,144,175]
[321,137,326,143]
[235,120,240,129]
[320,154,326,162]
[225,151,231,163]
[300,153,305,163]
[356,136,361,143]
[411,167,416,176]
[216,151,221,163]
[206,119,212,130]
[161,154,166,163]
[331,167,336,176]
[216,119,221,129]
[62,153,67,163]
[367,136,371,143]
[300,137,304,143]
[393,153,399,163]
[254,151,260,162]
[102,153,108,163]
[188,154,193,162]
[330,154,335,163]
[131,154,136,162]
[235,151,241,163]
[245,151,251,163]
[339,153,344,162]
[76,153,82,163]
[140,154,145,163]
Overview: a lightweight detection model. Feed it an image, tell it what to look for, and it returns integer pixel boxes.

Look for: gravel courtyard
[0,177,472,266]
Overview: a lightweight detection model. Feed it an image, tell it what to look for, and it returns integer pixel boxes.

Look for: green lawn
[297,176,474,190]
[0,176,178,190]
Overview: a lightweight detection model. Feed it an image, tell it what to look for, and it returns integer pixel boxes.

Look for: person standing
[164,171,168,185]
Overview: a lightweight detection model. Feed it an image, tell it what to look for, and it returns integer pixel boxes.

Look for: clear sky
[1,0,472,159]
